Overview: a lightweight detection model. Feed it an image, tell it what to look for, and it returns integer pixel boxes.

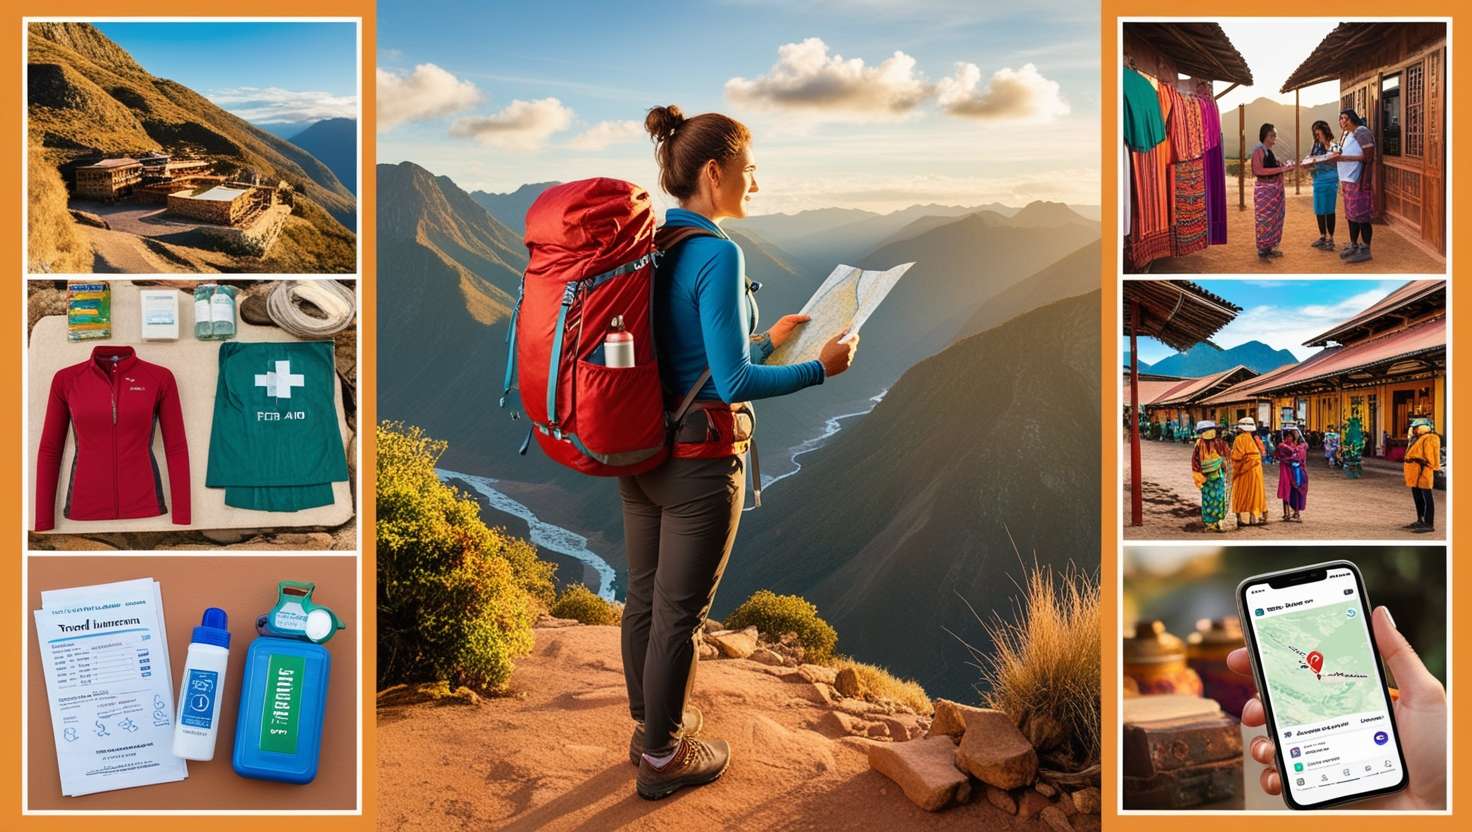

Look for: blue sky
[375,0,1100,214]
[94,21,358,125]
[1126,279,1408,365]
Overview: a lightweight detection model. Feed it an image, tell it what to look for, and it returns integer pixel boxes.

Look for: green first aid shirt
[206,341,349,511]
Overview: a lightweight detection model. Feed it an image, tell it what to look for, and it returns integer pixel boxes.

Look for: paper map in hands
[766,262,915,366]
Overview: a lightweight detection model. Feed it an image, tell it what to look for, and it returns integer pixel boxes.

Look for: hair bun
[644,105,685,141]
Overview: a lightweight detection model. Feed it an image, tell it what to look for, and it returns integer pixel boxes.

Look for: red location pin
[1306,651,1324,676]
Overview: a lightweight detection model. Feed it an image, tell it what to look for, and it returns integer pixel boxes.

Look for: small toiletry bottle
[604,315,635,367]
[194,285,217,340]
[173,607,231,761]
[211,285,239,340]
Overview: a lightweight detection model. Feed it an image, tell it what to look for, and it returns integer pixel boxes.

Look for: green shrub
[725,590,838,663]
[376,422,556,694]
[551,583,622,625]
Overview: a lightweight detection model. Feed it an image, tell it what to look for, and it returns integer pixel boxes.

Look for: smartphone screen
[1237,561,1408,809]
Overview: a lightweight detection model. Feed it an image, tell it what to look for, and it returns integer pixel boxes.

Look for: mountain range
[1218,96,1341,159]
[289,117,358,194]
[1136,340,1298,377]
[26,22,357,272]
[718,290,1102,701]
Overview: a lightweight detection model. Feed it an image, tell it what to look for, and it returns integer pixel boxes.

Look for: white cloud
[207,86,358,125]
[1218,286,1395,353]
[376,63,481,131]
[725,37,930,118]
[937,62,1069,121]
[565,120,645,151]
[449,98,574,151]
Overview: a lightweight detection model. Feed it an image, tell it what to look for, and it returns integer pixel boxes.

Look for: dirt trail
[1146,190,1444,274]
[84,225,174,273]
[377,625,1099,831]
[1123,439,1440,539]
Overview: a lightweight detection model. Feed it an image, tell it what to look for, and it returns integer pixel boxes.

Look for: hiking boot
[636,736,731,800]
[1346,246,1373,263]
[628,705,705,767]
[1340,243,1360,258]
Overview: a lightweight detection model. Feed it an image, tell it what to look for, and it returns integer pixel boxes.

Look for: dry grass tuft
[27,144,91,273]
[967,562,1099,771]
[828,657,933,716]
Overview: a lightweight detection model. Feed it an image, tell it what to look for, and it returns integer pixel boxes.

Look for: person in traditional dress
[1323,423,1341,468]
[1190,419,1230,532]
[1308,120,1340,250]
[1326,109,1377,263]
[1230,416,1268,527]
[1404,416,1441,533]
[1275,423,1309,521]
[1251,123,1297,259]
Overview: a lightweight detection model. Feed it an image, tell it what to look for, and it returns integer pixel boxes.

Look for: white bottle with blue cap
[172,607,231,761]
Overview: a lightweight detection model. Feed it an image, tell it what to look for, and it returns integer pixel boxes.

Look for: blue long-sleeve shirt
[656,209,825,403]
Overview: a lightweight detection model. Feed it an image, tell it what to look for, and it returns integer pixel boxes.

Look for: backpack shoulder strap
[656,224,718,418]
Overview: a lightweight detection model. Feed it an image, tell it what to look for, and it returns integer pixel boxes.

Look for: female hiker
[1308,120,1340,250]
[1190,419,1230,532]
[620,104,859,800]
[1404,417,1440,533]
[1250,123,1297,259]
[1275,423,1308,522]
[1230,416,1267,527]
[1335,109,1377,263]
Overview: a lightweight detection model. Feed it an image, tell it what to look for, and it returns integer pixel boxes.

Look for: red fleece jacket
[35,345,191,530]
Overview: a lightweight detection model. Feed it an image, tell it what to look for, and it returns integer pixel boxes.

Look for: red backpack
[501,178,713,477]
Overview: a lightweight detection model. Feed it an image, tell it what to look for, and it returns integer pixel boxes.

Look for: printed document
[766,262,915,366]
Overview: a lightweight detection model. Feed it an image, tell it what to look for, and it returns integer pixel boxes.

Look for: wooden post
[1294,88,1301,194]
[1130,302,1143,527]
[1238,103,1246,210]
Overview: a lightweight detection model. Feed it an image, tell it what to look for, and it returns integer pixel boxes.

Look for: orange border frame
[1102,4,1462,828]
[2,4,376,829]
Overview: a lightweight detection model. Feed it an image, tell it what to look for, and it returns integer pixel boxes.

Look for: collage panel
[1121,545,1446,812]
[25,554,359,811]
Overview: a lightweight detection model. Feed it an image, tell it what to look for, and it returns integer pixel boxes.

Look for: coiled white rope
[266,280,356,338]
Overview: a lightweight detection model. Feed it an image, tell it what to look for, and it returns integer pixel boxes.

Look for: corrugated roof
[1155,364,1257,406]
[1258,317,1444,393]
[1198,360,1309,405]
[1124,377,1193,407]
[1304,280,1444,346]
[1126,23,1254,86]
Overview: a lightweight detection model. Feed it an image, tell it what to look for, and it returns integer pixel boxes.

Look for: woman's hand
[1228,606,1446,810]
[819,328,859,377]
[767,314,810,348]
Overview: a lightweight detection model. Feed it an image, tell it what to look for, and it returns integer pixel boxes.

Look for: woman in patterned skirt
[1191,419,1231,532]
[1250,123,1298,258]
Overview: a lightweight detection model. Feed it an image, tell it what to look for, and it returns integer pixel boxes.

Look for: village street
[1122,438,1439,540]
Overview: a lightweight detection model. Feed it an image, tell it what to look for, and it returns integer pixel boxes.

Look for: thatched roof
[1281,23,1400,92]
[1123,280,1241,353]
[1125,23,1253,86]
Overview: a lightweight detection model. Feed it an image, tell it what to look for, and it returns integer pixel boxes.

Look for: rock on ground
[954,709,1039,789]
[927,698,991,740]
[708,627,759,659]
[867,737,971,812]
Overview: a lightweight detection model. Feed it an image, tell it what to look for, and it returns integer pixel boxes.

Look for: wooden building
[1139,365,1259,433]
[1196,281,1444,460]
[1282,22,1448,257]
[74,157,142,200]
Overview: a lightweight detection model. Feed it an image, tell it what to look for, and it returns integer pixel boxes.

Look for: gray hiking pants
[618,454,745,754]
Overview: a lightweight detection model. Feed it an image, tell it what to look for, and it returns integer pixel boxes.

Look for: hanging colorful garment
[205,341,350,511]
[1198,94,1228,245]
[1127,143,1173,268]
[1172,158,1208,256]
[1123,68,1166,151]
[1122,139,1132,237]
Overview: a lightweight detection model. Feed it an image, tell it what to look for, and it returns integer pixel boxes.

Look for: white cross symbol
[254,360,306,399]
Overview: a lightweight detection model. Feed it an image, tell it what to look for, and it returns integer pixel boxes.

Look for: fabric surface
[619,454,745,753]
[1275,441,1309,509]
[1191,437,1230,526]
[1166,86,1204,161]
[1199,94,1228,245]
[1127,143,1173,267]
[1404,432,1441,489]
[204,340,349,511]
[1342,178,1374,223]
[656,208,823,403]
[1230,432,1267,515]
[1172,158,1208,256]
[1337,124,1375,182]
[1254,174,1286,250]
[35,345,190,530]
[1123,68,1166,151]
[1313,175,1339,215]
[1412,487,1435,526]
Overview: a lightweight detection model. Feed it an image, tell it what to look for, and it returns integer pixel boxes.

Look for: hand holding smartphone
[1235,560,1408,809]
